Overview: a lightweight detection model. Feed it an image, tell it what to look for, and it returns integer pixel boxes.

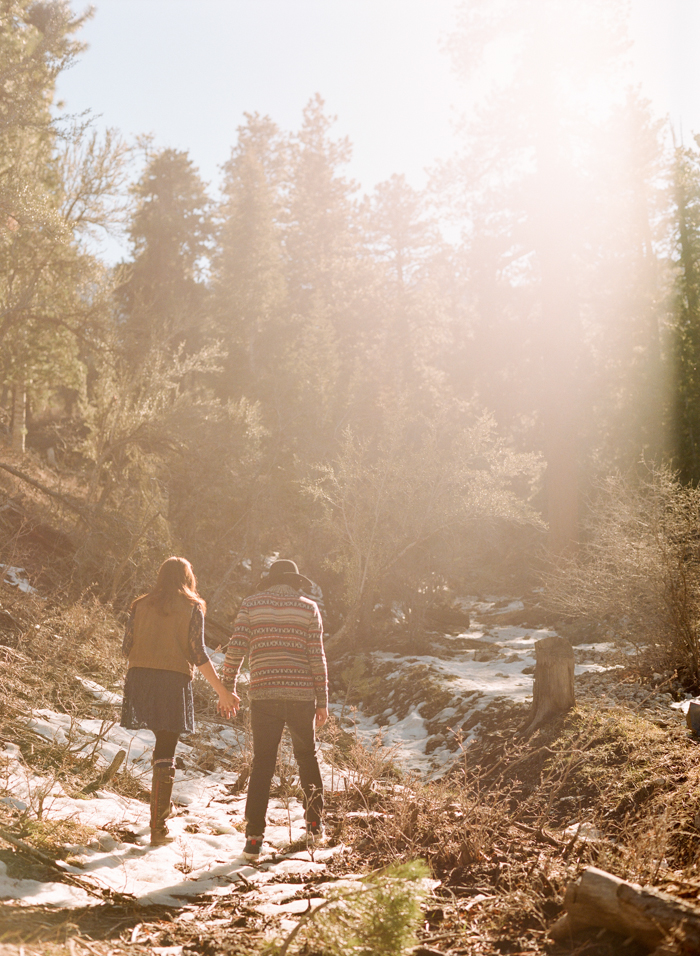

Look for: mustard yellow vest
[128,595,195,679]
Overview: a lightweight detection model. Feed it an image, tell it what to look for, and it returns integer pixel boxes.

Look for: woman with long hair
[121,556,238,845]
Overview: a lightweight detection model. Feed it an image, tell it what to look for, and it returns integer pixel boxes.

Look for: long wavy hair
[132,557,206,616]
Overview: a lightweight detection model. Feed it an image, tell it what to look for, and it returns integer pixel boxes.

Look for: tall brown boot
[150,758,176,846]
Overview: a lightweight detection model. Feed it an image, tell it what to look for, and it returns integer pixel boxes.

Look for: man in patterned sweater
[221,559,328,860]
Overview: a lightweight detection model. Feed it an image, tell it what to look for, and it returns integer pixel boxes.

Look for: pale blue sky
[58,0,459,195]
[57,1,700,198]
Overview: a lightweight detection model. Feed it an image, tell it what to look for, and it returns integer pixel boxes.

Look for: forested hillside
[7,3,700,955]
[2,0,700,649]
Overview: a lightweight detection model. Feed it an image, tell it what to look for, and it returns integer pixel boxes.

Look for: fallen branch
[204,613,233,651]
[550,866,700,952]
[80,748,126,794]
[0,459,91,521]
[509,820,563,848]
[0,827,66,869]
[0,826,130,903]
[0,645,30,662]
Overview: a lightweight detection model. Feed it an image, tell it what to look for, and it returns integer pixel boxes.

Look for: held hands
[217,688,240,719]
[315,707,328,729]
[198,663,239,718]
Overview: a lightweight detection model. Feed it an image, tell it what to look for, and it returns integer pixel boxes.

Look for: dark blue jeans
[245,698,323,837]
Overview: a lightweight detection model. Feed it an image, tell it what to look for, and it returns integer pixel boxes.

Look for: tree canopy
[0,0,694,648]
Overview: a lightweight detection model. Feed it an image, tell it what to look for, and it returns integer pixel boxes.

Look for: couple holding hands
[120,556,328,857]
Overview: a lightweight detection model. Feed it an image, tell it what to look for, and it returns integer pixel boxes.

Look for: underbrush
[0,588,146,821]
[2,573,700,954]
[322,702,700,955]
[0,688,698,954]
[0,589,123,717]
[545,465,700,692]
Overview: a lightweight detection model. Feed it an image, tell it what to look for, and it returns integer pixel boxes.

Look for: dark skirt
[120,667,195,735]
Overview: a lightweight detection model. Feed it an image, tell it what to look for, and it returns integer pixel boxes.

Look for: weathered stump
[550,866,700,952]
[522,634,574,735]
[686,700,700,735]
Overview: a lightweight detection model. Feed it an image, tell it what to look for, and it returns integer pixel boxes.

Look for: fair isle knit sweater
[221,584,328,706]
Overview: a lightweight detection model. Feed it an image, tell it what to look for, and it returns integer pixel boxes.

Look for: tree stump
[685,700,700,735]
[522,634,574,735]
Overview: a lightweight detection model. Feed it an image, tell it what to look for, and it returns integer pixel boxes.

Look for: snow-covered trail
[1,724,352,928]
[0,595,684,923]
[343,597,633,772]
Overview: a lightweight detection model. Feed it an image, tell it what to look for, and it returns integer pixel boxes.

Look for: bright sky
[58,0,459,197]
[57,1,700,199]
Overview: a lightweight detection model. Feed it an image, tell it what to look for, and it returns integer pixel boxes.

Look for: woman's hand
[217,688,240,719]
[197,661,240,718]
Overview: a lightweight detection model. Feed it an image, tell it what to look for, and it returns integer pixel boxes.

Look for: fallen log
[550,866,700,952]
[0,460,91,521]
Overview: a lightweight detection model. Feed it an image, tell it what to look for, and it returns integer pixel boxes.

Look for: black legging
[153,730,179,761]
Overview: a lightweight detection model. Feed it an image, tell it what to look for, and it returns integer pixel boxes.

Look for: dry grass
[2,592,699,956]
[315,702,700,955]
[0,590,123,715]
[2,469,700,953]
[1,681,699,954]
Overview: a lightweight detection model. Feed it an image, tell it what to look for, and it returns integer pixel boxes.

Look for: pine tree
[582,91,669,474]
[282,96,372,442]
[274,861,430,956]
[359,173,453,413]
[211,114,287,404]
[671,139,700,483]
[117,148,213,360]
[0,1,120,453]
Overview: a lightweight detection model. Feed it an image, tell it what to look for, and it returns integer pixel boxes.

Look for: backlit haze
[57,0,700,243]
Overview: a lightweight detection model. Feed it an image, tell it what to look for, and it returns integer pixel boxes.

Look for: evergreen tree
[117,148,213,359]
[211,114,287,404]
[360,172,454,413]
[0,1,121,453]
[282,96,373,441]
[0,0,90,234]
[582,91,670,474]
[365,173,436,294]
[285,95,360,322]
[671,139,700,483]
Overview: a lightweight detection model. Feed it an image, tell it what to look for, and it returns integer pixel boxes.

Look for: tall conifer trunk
[538,233,581,554]
[11,379,26,455]
[535,110,582,553]
[672,148,700,482]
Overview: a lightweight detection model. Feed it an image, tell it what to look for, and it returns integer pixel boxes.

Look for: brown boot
[150,758,176,846]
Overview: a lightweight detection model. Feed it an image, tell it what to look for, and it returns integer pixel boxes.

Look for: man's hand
[217,688,240,719]
[315,707,328,729]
